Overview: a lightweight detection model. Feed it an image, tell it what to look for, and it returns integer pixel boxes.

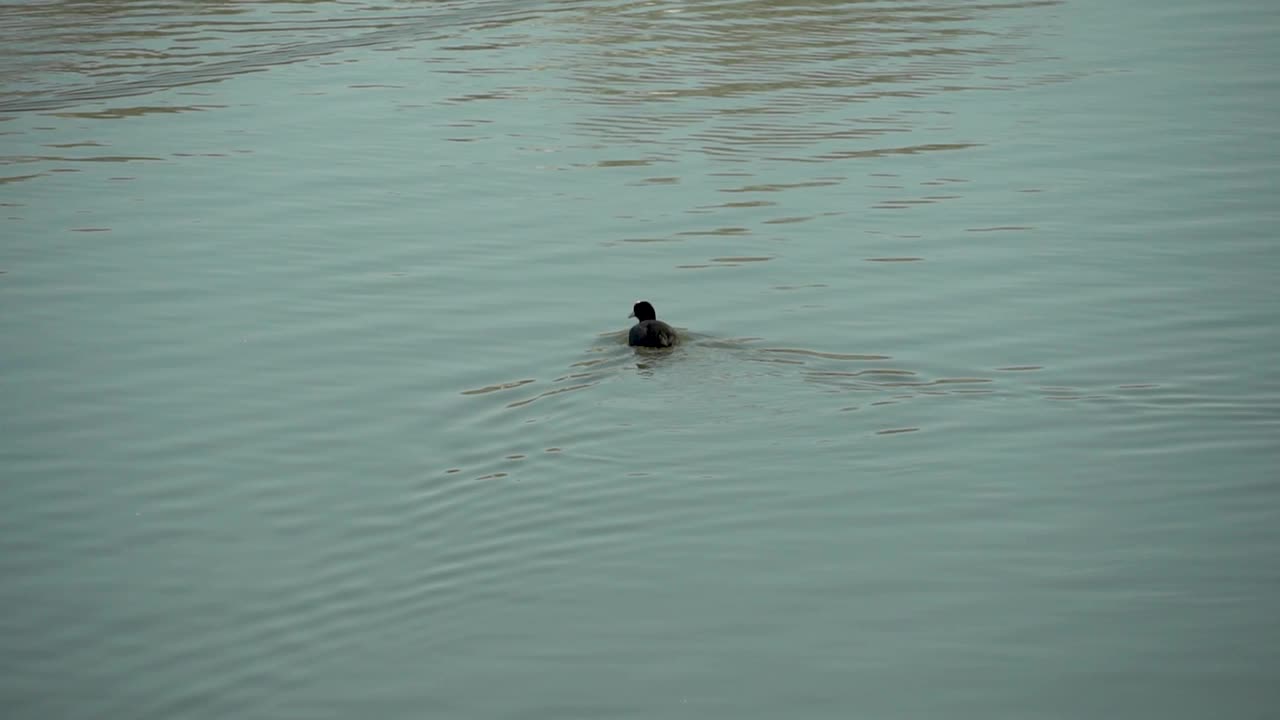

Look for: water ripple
[553,0,1063,163]
[0,1,552,114]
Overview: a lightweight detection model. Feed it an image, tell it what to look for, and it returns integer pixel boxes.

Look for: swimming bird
[628,301,678,348]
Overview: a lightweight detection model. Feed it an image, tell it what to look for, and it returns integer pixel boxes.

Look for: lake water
[2,0,1277,717]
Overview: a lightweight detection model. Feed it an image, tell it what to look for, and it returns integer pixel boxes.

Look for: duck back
[629,319,677,348]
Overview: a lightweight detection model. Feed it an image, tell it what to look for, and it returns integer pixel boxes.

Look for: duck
[628,301,678,348]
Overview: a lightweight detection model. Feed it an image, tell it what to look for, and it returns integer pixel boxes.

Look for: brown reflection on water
[877,427,920,436]
[9,154,162,163]
[561,0,1061,161]
[0,174,42,185]
[762,348,891,361]
[51,105,223,119]
[966,225,1034,232]
[460,379,536,396]
[0,0,457,114]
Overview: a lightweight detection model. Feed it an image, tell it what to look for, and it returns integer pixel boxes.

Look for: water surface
[2,0,1278,717]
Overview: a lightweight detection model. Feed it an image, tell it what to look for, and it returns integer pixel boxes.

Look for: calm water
[3,0,1278,717]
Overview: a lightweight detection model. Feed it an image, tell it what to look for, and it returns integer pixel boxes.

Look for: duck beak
[628,311,636,318]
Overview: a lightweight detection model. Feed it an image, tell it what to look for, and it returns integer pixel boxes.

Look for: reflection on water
[0,0,535,114]
[0,0,1076,296]
[563,0,1063,162]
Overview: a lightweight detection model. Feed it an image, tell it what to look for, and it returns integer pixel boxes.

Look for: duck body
[628,301,678,348]
[629,319,678,348]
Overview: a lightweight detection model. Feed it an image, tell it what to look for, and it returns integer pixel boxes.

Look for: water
[2,0,1277,717]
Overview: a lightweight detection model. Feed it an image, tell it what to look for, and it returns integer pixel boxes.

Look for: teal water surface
[3,0,1278,717]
